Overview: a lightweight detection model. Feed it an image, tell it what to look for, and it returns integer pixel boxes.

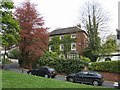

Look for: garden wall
[100,72,120,81]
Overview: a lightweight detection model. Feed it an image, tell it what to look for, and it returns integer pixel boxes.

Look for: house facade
[49,26,88,58]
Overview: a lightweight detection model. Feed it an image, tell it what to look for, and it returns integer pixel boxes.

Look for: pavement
[0,62,115,88]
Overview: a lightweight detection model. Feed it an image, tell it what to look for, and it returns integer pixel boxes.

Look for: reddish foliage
[14,1,49,69]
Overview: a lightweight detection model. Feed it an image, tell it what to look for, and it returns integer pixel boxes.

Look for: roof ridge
[52,26,79,31]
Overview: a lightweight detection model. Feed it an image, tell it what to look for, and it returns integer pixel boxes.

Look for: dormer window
[60,35,64,40]
[71,34,76,38]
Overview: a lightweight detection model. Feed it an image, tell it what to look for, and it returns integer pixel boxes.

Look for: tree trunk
[2,46,7,70]
[28,61,32,70]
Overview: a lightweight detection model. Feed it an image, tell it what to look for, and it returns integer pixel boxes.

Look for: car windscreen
[48,68,55,72]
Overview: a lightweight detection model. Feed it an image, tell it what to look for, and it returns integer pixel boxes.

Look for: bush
[36,58,86,74]
[8,48,20,59]
[2,58,12,64]
[80,56,91,64]
[33,52,89,74]
[89,60,120,73]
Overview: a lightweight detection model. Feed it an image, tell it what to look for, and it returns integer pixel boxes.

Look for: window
[60,35,64,40]
[49,45,52,52]
[60,44,64,51]
[87,72,96,76]
[71,43,76,50]
[71,34,76,38]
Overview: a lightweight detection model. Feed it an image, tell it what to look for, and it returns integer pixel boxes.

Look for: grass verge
[1,70,104,88]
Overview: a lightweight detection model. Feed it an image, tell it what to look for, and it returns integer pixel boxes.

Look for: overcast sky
[12,0,119,38]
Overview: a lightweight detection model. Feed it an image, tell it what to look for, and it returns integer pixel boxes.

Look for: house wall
[49,31,88,56]
[76,32,88,55]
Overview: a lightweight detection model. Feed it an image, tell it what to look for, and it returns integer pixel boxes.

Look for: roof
[50,26,87,36]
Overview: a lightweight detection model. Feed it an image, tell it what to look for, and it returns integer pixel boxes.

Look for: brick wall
[76,32,88,55]
[100,72,120,81]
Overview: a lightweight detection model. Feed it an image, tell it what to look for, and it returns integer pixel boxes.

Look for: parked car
[27,66,57,78]
[66,71,104,86]
[114,80,120,88]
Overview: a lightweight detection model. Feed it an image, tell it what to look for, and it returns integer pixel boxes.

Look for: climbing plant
[49,34,76,57]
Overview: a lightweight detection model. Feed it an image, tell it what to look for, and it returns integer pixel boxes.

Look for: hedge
[34,58,87,74]
[89,60,120,73]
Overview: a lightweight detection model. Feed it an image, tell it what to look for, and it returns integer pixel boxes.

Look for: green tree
[79,1,108,62]
[0,1,20,64]
[100,35,118,55]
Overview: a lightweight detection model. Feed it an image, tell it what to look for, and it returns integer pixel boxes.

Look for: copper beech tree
[14,1,49,70]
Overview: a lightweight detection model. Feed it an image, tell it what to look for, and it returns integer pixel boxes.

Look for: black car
[66,71,104,86]
[27,66,57,78]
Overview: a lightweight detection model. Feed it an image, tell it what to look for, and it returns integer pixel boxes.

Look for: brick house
[49,26,88,58]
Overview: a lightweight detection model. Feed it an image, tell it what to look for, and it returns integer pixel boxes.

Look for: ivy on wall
[49,34,76,57]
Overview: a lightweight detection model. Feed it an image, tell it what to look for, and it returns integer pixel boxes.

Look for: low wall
[100,72,120,81]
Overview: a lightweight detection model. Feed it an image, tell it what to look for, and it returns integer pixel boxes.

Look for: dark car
[66,71,104,86]
[27,66,57,78]
[114,80,120,88]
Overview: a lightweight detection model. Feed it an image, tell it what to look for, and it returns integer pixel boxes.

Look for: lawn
[1,70,102,88]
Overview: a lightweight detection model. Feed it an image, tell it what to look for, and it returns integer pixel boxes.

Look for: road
[55,75,114,88]
[0,63,115,88]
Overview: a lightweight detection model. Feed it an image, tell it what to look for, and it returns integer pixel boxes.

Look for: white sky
[12,0,119,38]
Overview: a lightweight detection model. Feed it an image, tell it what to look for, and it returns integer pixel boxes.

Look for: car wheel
[92,80,99,86]
[68,77,74,82]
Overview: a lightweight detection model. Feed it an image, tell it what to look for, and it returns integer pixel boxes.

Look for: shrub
[34,52,89,74]
[2,58,12,64]
[89,60,120,73]
[36,57,86,74]
[80,56,91,64]
[8,48,20,59]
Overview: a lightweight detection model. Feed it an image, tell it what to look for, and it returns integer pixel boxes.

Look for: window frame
[60,44,64,51]
[49,45,52,52]
[60,35,64,40]
[71,43,76,50]
[71,34,76,38]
